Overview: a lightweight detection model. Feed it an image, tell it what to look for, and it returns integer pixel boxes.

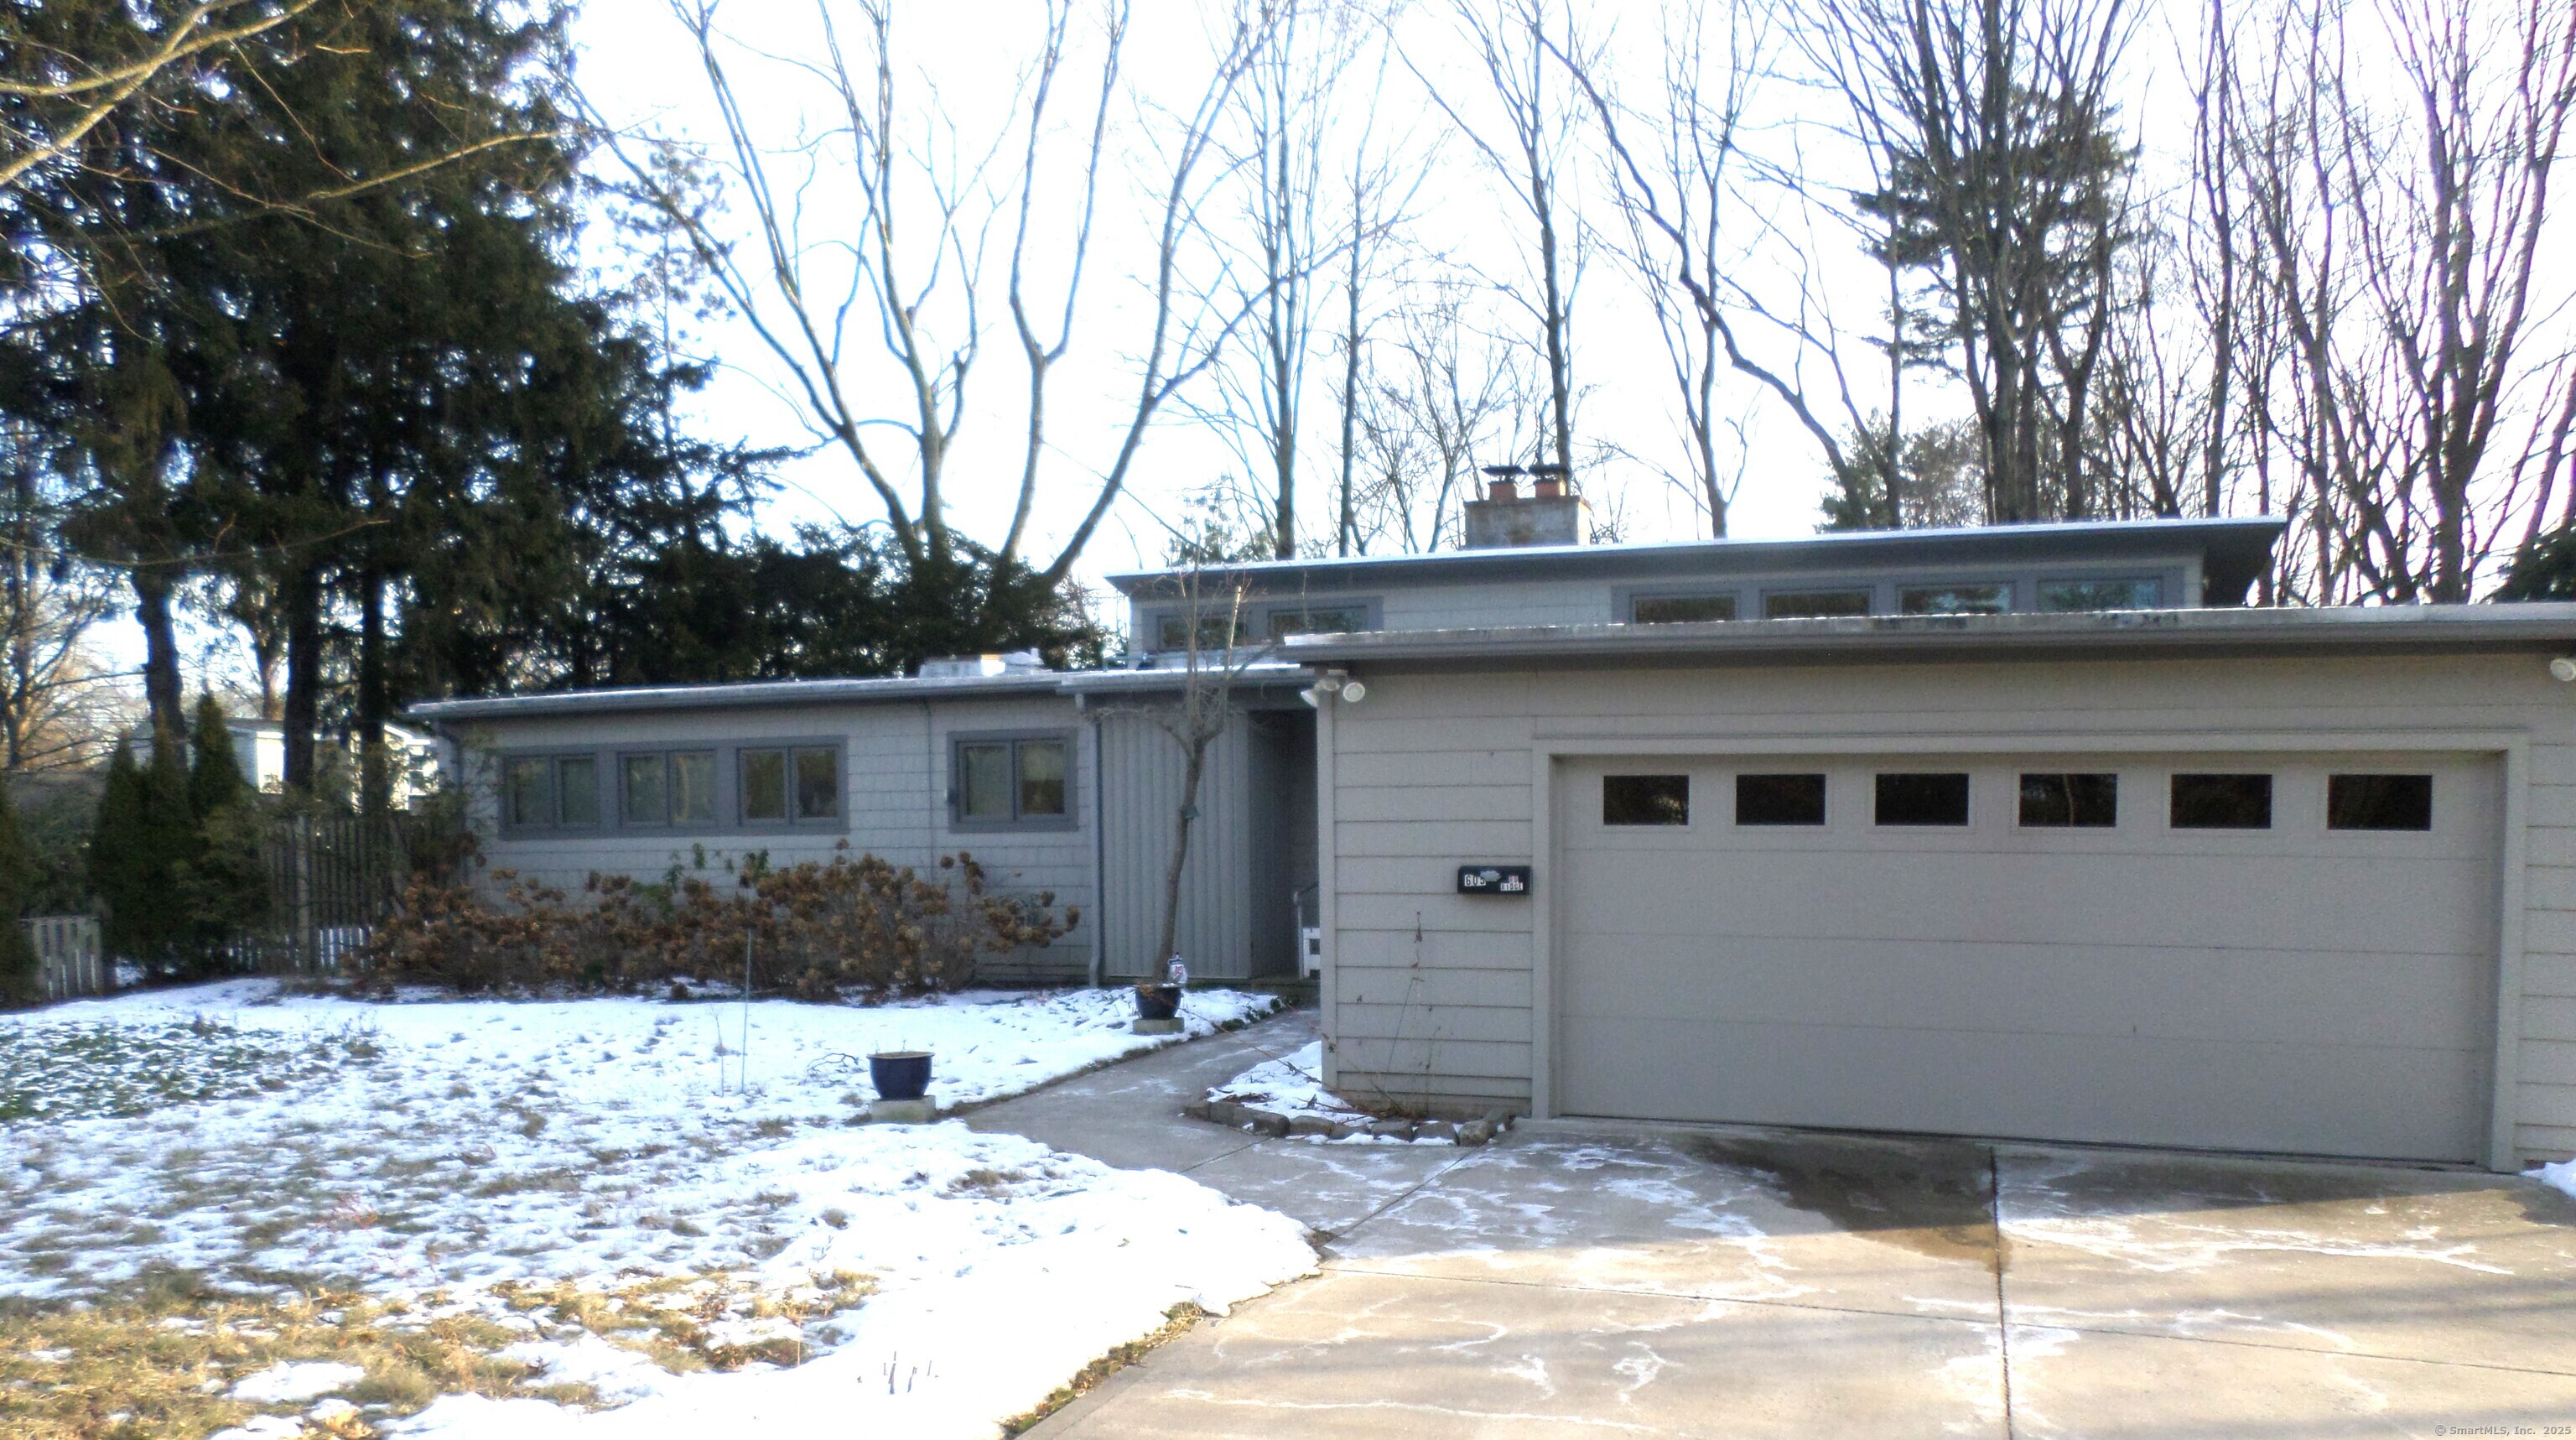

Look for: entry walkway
[969,1008,2576,1438]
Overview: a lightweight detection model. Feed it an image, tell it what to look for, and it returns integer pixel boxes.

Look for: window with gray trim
[1763,588,1871,619]
[951,732,1075,828]
[621,750,717,826]
[1898,582,2009,616]
[1153,613,1248,652]
[1629,592,1738,624]
[739,745,840,824]
[502,753,601,830]
[1265,599,1379,639]
[2038,576,2161,611]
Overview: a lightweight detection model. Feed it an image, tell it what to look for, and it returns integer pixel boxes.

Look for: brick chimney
[1464,464,1583,548]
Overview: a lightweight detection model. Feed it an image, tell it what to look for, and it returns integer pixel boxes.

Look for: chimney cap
[1478,464,1525,478]
[1527,462,1570,477]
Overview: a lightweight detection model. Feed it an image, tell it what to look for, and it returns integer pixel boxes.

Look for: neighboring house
[411,486,2576,1172]
[125,716,444,806]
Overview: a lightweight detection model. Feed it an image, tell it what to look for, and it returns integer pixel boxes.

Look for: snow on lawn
[1206,1040,1457,1145]
[1,980,1307,1437]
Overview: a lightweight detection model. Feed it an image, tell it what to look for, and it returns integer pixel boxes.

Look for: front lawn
[1,982,1308,1438]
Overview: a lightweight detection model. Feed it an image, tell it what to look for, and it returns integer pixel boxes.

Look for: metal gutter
[1280,602,2576,668]
[406,670,1071,722]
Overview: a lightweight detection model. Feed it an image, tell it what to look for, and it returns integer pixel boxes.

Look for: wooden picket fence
[25,915,106,1000]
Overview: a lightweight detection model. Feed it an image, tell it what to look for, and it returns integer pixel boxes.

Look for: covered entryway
[1553,751,2501,1162]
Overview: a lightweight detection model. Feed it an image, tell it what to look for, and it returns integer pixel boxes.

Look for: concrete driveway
[973,1011,2576,1438]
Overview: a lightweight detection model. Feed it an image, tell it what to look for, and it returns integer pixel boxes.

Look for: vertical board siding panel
[1098,708,1257,980]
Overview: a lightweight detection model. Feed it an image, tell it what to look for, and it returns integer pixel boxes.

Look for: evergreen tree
[0,773,36,1006]
[88,737,200,977]
[184,694,265,952]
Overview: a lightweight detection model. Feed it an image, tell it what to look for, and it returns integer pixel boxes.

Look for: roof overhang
[404,662,1324,725]
[1282,603,2576,672]
[1110,516,2288,603]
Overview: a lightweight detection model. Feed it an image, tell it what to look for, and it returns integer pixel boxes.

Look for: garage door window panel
[1603,774,1690,826]
[2172,772,2272,829]
[1875,772,1971,826]
[2020,773,2117,828]
[2328,773,2433,831]
[1737,772,1826,826]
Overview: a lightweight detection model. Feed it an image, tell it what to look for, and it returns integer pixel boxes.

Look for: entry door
[1553,753,2499,1161]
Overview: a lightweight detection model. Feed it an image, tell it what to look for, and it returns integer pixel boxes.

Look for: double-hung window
[953,733,1074,829]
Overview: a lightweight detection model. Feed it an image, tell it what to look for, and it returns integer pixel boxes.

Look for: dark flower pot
[1134,984,1183,1022]
[869,1050,933,1101]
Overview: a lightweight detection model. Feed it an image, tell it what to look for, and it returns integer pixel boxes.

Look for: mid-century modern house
[412,485,2576,1173]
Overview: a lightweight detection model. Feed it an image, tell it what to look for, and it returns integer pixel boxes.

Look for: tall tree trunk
[356,564,387,818]
[130,568,185,749]
[281,568,323,794]
[1154,737,1211,970]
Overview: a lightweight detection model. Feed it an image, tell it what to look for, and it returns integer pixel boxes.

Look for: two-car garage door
[1554,752,2501,1162]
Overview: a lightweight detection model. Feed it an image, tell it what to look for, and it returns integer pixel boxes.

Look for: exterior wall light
[2552,657,2576,684]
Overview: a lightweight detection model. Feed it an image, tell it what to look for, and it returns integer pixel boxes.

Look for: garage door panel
[1556,1014,2486,1162]
[1554,751,2501,1162]
[1560,933,2492,1051]
[1557,848,2494,957]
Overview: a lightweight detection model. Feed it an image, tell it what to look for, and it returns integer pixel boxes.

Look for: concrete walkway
[972,1009,2576,1438]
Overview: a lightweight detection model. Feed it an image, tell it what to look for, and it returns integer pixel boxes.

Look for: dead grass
[0,1267,878,1438]
[0,1273,537,1440]
[997,1302,1209,1436]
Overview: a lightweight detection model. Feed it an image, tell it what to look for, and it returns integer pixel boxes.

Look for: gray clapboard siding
[1321,650,2576,1162]
[449,693,1098,979]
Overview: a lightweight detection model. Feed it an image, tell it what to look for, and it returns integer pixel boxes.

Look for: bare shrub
[364,846,1078,997]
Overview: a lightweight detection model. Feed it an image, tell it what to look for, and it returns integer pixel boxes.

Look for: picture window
[740,746,839,825]
[1737,773,1827,826]
[2171,773,2272,829]
[2327,773,2432,831]
[502,754,599,829]
[1875,772,1971,826]
[1602,774,1690,826]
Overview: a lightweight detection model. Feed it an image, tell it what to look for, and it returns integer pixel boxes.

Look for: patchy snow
[2,980,1307,1437]
[1206,1039,1456,1144]
[231,1359,367,1403]
[2534,1158,2576,1203]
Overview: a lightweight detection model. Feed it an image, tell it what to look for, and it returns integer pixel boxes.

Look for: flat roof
[1109,516,2288,604]
[403,662,1321,725]
[1282,601,2576,668]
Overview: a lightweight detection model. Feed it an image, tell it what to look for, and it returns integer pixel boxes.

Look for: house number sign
[1457,865,1532,896]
